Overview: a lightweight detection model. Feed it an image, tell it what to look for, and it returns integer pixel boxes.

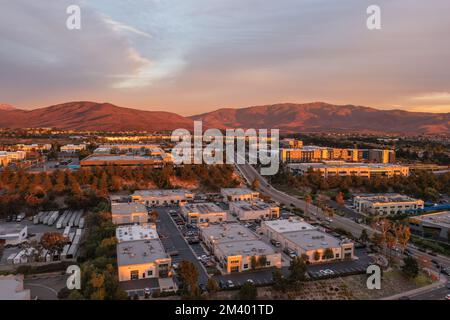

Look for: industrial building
[131,189,194,207]
[180,203,227,225]
[199,223,281,274]
[287,161,409,178]
[409,211,450,243]
[221,188,260,202]
[260,219,354,264]
[353,193,424,215]
[229,200,280,221]
[111,203,148,225]
[116,224,159,243]
[0,224,27,246]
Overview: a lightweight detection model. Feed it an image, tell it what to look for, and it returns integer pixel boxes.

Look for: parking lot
[307,248,373,279]
[154,207,209,285]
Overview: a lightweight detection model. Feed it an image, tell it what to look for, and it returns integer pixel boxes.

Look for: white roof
[116,224,159,243]
[262,219,316,234]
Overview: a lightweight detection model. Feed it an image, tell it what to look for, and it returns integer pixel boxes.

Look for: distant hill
[0,101,448,134]
[0,104,16,111]
[191,102,450,134]
[0,101,194,131]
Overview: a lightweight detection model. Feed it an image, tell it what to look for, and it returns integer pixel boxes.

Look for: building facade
[353,193,424,215]
[131,189,194,207]
[221,188,260,202]
[180,203,227,225]
[229,200,280,221]
[111,203,148,225]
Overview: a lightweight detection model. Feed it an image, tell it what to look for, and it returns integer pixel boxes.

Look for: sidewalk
[380,276,447,300]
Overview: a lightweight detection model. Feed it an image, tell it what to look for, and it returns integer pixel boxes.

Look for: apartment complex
[353,193,424,215]
[131,189,194,207]
[409,211,450,243]
[281,146,395,164]
[260,219,354,264]
[221,188,260,202]
[111,203,148,225]
[199,223,281,273]
[230,200,280,221]
[287,161,409,178]
[180,203,227,225]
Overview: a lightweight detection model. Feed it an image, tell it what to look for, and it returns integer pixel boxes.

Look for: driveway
[24,274,68,300]
[155,207,209,285]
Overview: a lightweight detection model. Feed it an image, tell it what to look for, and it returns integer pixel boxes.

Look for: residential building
[221,188,260,202]
[111,203,148,225]
[261,219,354,263]
[287,161,409,178]
[0,225,27,246]
[116,224,158,243]
[180,203,227,225]
[131,189,194,207]
[229,200,280,221]
[117,239,172,282]
[199,223,281,273]
[409,211,450,243]
[353,193,424,215]
[0,275,31,300]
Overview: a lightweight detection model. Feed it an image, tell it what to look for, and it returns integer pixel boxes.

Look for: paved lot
[155,207,209,285]
[24,274,68,300]
[213,268,278,287]
[307,248,373,279]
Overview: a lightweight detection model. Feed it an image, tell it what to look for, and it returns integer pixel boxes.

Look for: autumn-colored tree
[251,178,260,190]
[179,260,199,296]
[40,232,69,255]
[395,224,411,254]
[304,194,312,215]
[206,278,220,297]
[150,209,159,223]
[335,192,345,206]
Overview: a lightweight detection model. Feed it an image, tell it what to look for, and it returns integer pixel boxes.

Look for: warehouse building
[111,203,148,225]
[180,203,227,225]
[353,193,424,216]
[229,200,280,221]
[221,188,259,202]
[261,219,354,264]
[131,189,194,207]
[409,211,450,243]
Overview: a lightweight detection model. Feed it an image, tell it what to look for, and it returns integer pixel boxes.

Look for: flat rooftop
[221,188,257,196]
[182,203,225,214]
[111,203,148,215]
[414,211,450,228]
[116,224,158,243]
[0,224,26,236]
[216,239,276,257]
[232,200,272,211]
[117,239,169,266]
[283,229,342,251]
[263,219,316,234]
[133,189,192,197]
[200,223,258,243]
[82,154,163,161]
[354,193,421,204]
[288,162,406,169]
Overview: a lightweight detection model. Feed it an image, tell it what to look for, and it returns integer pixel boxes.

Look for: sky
[0,0,449,115]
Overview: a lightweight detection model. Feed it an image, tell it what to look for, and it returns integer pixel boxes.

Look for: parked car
[219,280,226,289]
[270,239,281,247]
[246,279,254,284]
[227,280,235,288]
[427,251,437,257]
[446,294,450,301]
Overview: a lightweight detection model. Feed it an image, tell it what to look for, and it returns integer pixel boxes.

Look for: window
[147,270,153,277]
[266,261,271,266]
[130,270,139,280]
[243,264,248,269]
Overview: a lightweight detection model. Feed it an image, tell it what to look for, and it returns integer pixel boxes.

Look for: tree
[304,194,312,215]
[150,209,159,223]
[259,255,268,268]
[206,278,219,296]
[251,178,260,190]
[288,256,307,282]
[250,255,257,270]
[402,256,419,278]
[40,232,69,255]
[272,269,287,292]
[323,248,334,260]
[238,282,257,300]
[359,229,369,244]
[179,260,199,296]
[335,192,345,206]
[313,250,321,262]
[395,224,411,254]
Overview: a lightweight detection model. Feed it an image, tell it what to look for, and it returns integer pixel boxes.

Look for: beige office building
[353,193,424,216]
[111,203,148,225]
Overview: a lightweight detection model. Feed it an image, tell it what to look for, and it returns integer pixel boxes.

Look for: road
[236,162,450,272]
[236,162,374,238]
[155,207,209,285]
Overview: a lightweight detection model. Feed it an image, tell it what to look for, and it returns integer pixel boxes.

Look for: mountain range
[0,101,448,134]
